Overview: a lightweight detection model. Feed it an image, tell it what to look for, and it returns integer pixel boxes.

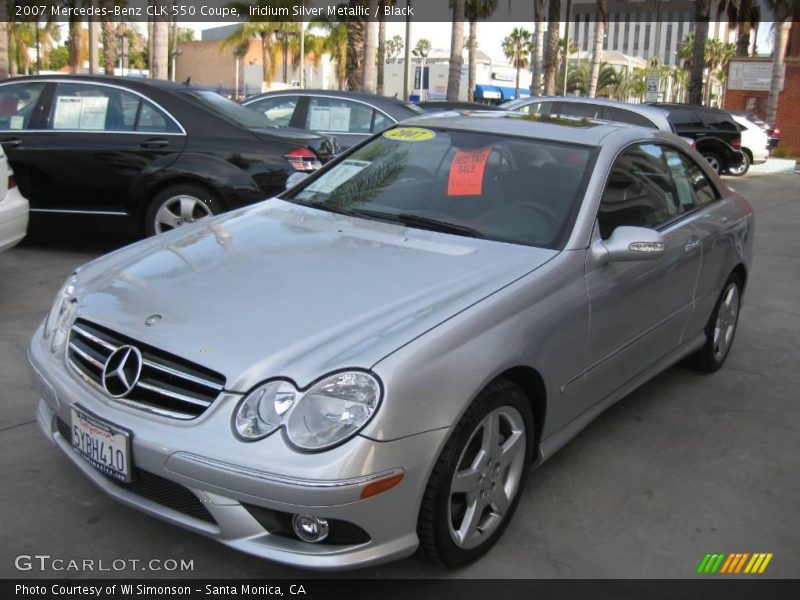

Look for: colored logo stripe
[700,553,773,574]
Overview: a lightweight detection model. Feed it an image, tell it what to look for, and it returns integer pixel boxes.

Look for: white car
[0,144,28,252]
[730,114,770,176]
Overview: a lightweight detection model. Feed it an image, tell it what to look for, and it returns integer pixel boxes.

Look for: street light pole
[563,0,572,95]
[403,3,412,100]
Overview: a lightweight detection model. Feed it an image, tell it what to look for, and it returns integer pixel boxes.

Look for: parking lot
[1,172,798,579]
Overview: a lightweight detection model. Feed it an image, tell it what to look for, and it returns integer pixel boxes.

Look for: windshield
[285,126,593,248]
[183,90,281,129]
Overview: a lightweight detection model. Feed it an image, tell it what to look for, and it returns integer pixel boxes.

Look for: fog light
[292,514,329,543]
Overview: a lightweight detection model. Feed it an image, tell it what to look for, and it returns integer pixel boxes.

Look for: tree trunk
[446,0,465,101]
[544,0,561,95]
[530,1,545,96]
[101,16,116,75]
[151,11,169,80]
[515,65,521,99]
[261,34,273,91]
[588,18,605,97]
[0,3,8,80]
[69,18,82,73]
[766,19,791,126]
[689,2,709,105]
[89,15,99,74]
[346,2,366,91]
[362,0,378,92]
[468,19,477,102]
[377,11,386,95]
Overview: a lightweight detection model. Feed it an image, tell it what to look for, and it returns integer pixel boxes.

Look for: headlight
[233,371,382,451]
[43,273,78,354]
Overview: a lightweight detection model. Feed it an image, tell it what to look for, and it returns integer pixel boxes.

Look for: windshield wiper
[391,213,485,238]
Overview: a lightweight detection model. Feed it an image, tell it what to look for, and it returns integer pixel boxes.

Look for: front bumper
[29,326,449,570]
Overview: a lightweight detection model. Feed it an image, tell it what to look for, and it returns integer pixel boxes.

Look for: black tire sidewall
[144,183,224,236]
[419,380,534,568]
[702,151,724,174]
[696,274,743,372]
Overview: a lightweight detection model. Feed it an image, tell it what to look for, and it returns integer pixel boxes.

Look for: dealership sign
[728,61,785,92]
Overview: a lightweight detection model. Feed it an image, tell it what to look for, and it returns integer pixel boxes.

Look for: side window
[605,107,658,129]
[597,144,679,239]
[554,102,600,119]
[245,95,298,127]
[668,107,703,128]
[667,149,718,206]
[306,97,373,134]
[517,101,548,116]
[373,111,393,132]
[0,82,47,130]
[49,83,179,133]
[702,111,738,132]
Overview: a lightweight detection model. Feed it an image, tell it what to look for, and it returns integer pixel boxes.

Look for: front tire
[686,274,742,372]
[144,183,225,236]
[417,379,533,567]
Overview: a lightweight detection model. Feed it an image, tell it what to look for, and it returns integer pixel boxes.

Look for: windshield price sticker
[447,146,492,196]
[383,127,436,142]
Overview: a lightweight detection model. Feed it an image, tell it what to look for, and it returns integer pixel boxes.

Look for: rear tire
[685,273,742,372]
[417,379,533,567]
[144,183,225,237]
[701,151,724,174]
[726,152,750,176]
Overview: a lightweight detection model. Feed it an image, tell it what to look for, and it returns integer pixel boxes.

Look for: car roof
[502,95,672,127]
[2,74,193,92]
[245,89,421,113]
[401,111,664,147]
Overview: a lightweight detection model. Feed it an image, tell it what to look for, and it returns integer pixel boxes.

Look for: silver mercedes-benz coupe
[29,112,754,569]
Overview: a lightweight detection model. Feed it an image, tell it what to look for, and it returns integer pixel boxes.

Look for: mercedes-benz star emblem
[145,314,161,327]
[102,345,143,398]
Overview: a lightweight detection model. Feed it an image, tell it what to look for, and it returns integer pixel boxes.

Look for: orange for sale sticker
[447,147,492,196]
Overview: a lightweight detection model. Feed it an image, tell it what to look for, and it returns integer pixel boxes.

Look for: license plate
[70,405,133,483]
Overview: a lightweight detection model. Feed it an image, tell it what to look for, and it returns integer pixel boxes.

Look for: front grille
[67,319,226,419]
[242,503,371,546]
[56,417,216,525]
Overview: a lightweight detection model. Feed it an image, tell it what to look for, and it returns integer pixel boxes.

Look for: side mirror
[593,226,666,264]
[285,172,309,190]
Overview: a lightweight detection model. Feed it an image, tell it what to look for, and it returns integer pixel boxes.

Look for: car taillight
[7,174,16,189]
[732,137,741,149]
[285,147,322,172]
[772,127,780,136]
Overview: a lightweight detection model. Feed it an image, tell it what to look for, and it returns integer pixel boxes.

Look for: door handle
[1,138,22,147]
[140,139,169,149]
[684,237,701,253]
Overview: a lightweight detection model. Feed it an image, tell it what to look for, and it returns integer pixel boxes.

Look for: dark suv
[648,103,744,174]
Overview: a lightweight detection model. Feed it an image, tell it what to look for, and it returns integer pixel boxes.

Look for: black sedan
[0,76,339,236]
[242,90,422,149]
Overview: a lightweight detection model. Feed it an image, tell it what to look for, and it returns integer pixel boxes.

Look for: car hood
[73,199,556,392]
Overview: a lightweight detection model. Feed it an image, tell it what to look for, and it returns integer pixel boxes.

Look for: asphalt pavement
[1,173,798,579]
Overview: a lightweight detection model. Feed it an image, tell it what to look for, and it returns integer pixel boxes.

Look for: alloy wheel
[153,195,214,234]
[712,283,740,362]
[447,406,527,550]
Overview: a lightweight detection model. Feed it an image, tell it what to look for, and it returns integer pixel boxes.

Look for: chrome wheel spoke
[489,485,510,515]
[155,206,180,230]
[454,498,483,545]
[498,429,525,469]
[451,468,482,494]
[480,412,502,459]
[180,197,198,220]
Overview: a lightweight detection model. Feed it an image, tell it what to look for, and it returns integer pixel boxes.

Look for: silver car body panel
[29,114,754,569]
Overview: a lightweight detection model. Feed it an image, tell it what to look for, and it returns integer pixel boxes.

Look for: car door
[0,80,52,204]
[9,80,185,214]
[583,143,704,403]
[299,96,385,149]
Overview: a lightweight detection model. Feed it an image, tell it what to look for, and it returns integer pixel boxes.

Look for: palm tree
[151,9,169,80]
[362,0,378,92]
[386,34,404,62]
[678,31,696,73]
[315,17,348,90]
[8,22,36,76]
[346,0,366,91]
[37,21,62,72]
[689,0,711,105]
[543,0,560,95]
[502,27,532,99]
[557,37,579,95]
[466,0,497,102]
[377,3,386,94]
[716,0,761,58]
[68,15,82,73]
[587,0,607,98]
[766,0,793,126]
[447,0,466,101]
[530,0,545,96]
[670,67,688,102]
[0,2,8,80]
